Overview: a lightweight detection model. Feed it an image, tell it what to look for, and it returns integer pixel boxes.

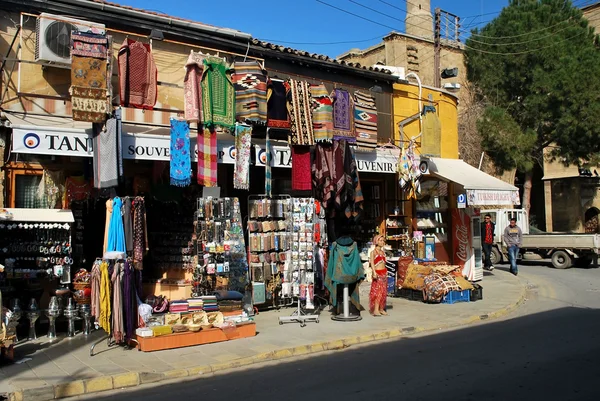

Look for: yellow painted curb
[325,339,345,350]
[7,391,23,401]
[112,372,140,389]
[187,365,213,376]
[271,348,293,360]
[54,380,85,398]
[163,369,189,379]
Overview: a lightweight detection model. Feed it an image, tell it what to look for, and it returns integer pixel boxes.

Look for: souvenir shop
[1,27,398,352]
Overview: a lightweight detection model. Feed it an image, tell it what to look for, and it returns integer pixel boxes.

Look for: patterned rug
[310,84,333,142]
[70,32,109,123]
[197,127,217,187]
[287,79,314,145]
[291,146,312,190]
[184,51,204,122]
[267,79,290,129]
[332,88,355,142]
[354,91,378,151]
[118,38,157,109]
[202,56,235,130]
[232,61,267,124]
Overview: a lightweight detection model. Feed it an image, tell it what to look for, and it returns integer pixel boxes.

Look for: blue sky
[114,0,595,57]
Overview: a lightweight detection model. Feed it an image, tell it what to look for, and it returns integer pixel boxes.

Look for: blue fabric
[107,197,126,253]
[169,118,191,187]
[508,245,519,274]
[325,236,365,309]
[213,290,244,301]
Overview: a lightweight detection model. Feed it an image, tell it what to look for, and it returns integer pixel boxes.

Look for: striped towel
[197,127,217,187]
[310,84,333,142]
[187,298,204,311]
[354,91,378,151]
[169,299,189,313]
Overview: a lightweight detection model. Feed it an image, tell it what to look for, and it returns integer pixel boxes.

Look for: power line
[463,29,589,55]
[254,34,387,46]
[349,0,406,25]
[315,0,399,32]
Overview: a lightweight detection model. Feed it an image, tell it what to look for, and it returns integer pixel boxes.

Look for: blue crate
[442,289,470,304]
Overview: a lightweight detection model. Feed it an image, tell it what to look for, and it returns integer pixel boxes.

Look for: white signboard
[466,189,520,206]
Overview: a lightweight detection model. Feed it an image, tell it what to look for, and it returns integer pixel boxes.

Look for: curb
[7,280,527,401]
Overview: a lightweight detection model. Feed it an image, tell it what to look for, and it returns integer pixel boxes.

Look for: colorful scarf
[287,79,315,145]
[332,89,355,142]
[234,124,252,190]
[232,61,267,124]
[118,38,157,109]
[123,261,136,341]
[267,79,290,129]
[354,91,378,151]
[70,32,109,123]
[198,127,217,186]
[132,196,147,270]
[169,118,192,187]
[112,263,124,343]
[184,51,204,122]
[92,118,119,189]
[202,56,235,129]
[310,84,334,142]
[291,146,312,191]
[98,261,111,334]
[107,197,126,253]
[312,142,333,206]
[265,128,272,196]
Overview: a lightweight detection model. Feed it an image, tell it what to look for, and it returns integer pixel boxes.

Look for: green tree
[465,0,600,213]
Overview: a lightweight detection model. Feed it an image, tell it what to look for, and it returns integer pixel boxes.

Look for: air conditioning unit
[35,13,106,65]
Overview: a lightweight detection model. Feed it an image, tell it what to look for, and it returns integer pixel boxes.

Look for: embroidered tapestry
[234,124,252,190]
[287,79,314,145]
[118,38,158,109]
[354,91,378,151]
[310,84,333,142]
[184,51,204,122]
[267,79,290,129]
[332,88,355,142]
[169,118,192,187]
[201,56,235,130]
[232,61,267,125]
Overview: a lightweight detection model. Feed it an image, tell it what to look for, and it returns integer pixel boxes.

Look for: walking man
[503,218,522,276]
[481,214,495,271]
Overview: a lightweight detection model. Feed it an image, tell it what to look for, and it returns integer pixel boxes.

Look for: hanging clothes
[112,262,124,343]
[118,38,158,109]
[107,197,126,253]
[98,261,111,334]
[291,146,312,191]
[122,197,134,253]
[201,56,235,129]
[287,79,315,145]
[310,84,334,142]
[103,199,113,254]
[332,89,355,142]
[267,79,290,129]
[232,60,267,124]
[344,146,364,220]
[70,31,110,123]
[184,51,204,122]
[353,91,378,151]
[197,127,218,187]
[325,236,365,309]
[92,118,120,189]
[169,118,192,187]
[312,142,333,208]
[123,261,137,341]
[132,197,148,270]
[233,124,252,190]
[90,260,101,319]
[265,128,272,197]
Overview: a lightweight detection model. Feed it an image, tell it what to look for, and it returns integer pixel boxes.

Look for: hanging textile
[103,198,112,254]
[98,261,111,334]
[37,170,64,209]
[287,79,315,145]
[123,196,134,253]
[234,124,252,190]
[398,141,421,199]
[332,89,355,142]
[267,79,290,129]
[332,140,348,209]
[92,118,120,189]
[310,84,334,142]
[184,51,204,122]
[70,31,110,123]
[232,60,267,124]
[197,127,218,187]
[169,118,192,187]
[421,109,442,157]
[112,262,124,343]
[63,176,91,208]
[345,146,364,220]
[201,56,235,129]
[123,261,137,341]
[118,38,158,109]
[291,146,312,191]
[91,260,101,319]
[132,197,148,270]
[312,143,333,207]
[325,237,365,309]
[265,128,272,197]
[107,197,126,253]
[354,91,378,151]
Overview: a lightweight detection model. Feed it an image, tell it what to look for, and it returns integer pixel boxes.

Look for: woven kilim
[287,79,314,145]
[354,91,378,151]
[232,61,267,124]
[332,89,355,142]
[310,84,333,142]
[197,127,217,187]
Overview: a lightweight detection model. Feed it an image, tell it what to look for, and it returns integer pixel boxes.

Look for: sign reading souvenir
[466,189,520,206]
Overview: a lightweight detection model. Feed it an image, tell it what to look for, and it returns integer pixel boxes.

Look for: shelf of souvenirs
[386,234,410,241]
[146,278,192,287]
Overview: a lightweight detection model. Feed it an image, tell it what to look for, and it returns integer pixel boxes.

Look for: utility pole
[434,7,441,88]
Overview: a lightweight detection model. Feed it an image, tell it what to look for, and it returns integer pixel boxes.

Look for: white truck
[481,209,600,269]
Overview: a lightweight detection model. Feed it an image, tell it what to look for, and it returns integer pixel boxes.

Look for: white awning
[0,208,75,223]
[427,157,520,206]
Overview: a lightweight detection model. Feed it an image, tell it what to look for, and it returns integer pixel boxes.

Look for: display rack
[247,195,292,309]
[278,197,319,327]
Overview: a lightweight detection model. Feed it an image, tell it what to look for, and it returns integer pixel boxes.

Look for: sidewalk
[1,269,526,401]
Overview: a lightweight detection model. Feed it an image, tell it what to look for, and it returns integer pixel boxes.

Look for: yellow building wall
[392,82,458,159]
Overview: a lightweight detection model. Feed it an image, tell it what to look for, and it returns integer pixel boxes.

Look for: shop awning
[0,208,75,223]
[427,157,520,206]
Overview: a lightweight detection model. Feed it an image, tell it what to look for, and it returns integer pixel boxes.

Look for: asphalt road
[72,262,600,401]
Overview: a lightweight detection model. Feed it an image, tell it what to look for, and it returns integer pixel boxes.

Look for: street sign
[457,194,466,209]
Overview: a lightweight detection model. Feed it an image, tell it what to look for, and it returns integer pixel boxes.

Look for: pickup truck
[481,209,600,269]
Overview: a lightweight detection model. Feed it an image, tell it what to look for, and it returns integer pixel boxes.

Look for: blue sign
[457,193,467,209]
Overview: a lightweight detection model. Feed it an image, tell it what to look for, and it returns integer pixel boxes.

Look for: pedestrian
[368,234,388,316]
[481,214,495,271]
[503,218,522,276]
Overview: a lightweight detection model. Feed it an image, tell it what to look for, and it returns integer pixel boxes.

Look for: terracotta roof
[251,39,393,75]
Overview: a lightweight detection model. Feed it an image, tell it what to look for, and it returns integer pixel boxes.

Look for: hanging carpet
[291,146,312,191]
[287,79,315,145]
[184,51,205,122]
[232,61,267,124]
[201,56,235,130]
[234,124,252,190]
[169,118,192,187]
[354,91,378,151]
[267,79,290,129]
[118,38,158,109]
[310,84,334,142]
[332,89,355,142]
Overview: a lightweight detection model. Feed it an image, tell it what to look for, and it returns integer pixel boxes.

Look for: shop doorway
[584,207,600,233]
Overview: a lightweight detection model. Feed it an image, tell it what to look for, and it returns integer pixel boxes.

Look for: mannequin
[369,234,388,316]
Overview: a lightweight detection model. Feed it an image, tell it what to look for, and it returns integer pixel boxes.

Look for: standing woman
[369,234,388,316]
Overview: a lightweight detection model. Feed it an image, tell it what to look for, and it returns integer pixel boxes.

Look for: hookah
[26,298,41,340]
[7,299,22,343]
[45,296,61,341]
[79,303,92,336]
[63,297,79,337]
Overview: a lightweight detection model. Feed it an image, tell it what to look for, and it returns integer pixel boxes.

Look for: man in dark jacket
[481,214,495,271]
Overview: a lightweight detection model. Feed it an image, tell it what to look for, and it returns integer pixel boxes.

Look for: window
[14,175,48,208]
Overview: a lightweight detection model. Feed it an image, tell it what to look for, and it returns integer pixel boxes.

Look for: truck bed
[522,233,600,251]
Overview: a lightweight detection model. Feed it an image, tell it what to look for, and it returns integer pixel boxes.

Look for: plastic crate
[470,284,483,301]
[442,289,470,304]
[396,288,425,302]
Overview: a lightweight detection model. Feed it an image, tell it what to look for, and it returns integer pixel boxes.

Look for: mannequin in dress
[369,234,388,316]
